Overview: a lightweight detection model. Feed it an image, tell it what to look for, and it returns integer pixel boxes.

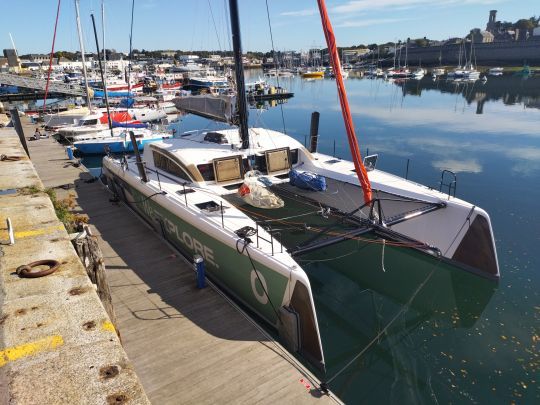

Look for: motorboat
[73,128,171,155]
[488,67,504,76]
[56,111,142,141]
[301,70,325,79]
[43,106,90,131]
[411,68,426,79]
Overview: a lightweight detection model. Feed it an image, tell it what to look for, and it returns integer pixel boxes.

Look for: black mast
[228,0,249,149]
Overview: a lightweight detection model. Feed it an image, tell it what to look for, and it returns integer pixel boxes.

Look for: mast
[128,0,135,95]
[228,0,249,149]
[101,0,106,81]
[315,0,372,204]
[42,0,62,114]
[405,37,409,68]
[8,33,18,59]
[75,0,92,109]
[91,13,113,137]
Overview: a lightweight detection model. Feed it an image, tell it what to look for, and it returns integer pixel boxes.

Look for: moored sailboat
[101,0,499,376]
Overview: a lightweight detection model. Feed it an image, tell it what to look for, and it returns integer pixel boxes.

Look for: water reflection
[263,192,498,403]
[248,97,290,110]
[389,75,540,113]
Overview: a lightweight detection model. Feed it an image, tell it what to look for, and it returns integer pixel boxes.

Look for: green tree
[515,18,535,30]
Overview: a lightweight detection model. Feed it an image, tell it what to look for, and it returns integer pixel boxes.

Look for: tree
[515,18,535,30]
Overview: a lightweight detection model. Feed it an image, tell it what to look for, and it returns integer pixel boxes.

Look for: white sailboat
[101,0,499,374]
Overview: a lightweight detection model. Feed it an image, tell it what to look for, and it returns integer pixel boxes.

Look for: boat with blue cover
[74,128,171,155]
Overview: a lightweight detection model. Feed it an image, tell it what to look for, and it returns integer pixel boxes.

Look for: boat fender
[278,306,301,353]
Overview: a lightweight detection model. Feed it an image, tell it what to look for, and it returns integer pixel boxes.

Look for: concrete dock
[0,127,148,404]
[1,120,340,404]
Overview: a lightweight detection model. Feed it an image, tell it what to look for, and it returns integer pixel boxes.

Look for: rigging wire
[207,0,222,51]
[264,0,287,135]
[223,0,233,52]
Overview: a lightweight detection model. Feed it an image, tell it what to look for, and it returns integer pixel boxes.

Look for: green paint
[116,178,289,324]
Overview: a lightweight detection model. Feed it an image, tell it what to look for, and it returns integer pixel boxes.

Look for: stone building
[470,29,494,43]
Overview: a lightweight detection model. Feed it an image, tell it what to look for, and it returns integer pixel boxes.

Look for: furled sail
[172,94,236,124]
[316,0,373,204]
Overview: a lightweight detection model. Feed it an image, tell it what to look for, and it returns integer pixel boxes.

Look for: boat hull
[302,72,325,78]
[74,137,161,155]
[101,161,326,369]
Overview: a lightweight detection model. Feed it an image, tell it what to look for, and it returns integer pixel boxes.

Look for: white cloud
[281,8,317,17]
[330,0,505,14]
[337,18,410,28]
[342,103,540,137]
[432,159,482,173]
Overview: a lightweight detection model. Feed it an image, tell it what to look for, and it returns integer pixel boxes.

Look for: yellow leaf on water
[501,335,508,340]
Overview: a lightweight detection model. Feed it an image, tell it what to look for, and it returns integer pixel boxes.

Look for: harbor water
[85,71,539,404]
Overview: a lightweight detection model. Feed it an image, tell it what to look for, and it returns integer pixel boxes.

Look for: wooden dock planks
[25,124,338,405]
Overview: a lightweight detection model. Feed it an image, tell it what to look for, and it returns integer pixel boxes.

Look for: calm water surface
[89,72,540,404]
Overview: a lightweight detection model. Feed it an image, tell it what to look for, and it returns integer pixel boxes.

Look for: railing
[140,163,283,255]
[439,169,457,198]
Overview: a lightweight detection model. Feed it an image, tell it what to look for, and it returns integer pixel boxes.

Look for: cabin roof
[148,128,304,166]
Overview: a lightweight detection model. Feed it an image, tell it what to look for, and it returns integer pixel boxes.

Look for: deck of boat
[24,120,339,404]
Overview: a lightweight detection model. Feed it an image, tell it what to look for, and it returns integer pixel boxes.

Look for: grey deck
[25,122,339,405]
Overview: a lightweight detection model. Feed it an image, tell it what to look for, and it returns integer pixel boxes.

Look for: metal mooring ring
[16,260,60,278]
[1,154,22,162]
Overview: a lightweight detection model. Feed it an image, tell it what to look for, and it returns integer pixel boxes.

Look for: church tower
[486,10,497,33]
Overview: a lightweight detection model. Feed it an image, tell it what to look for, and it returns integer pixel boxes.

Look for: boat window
[195,201,222,213]
[197,163,215,181]
[152,151,191,181]
[213,156,243,183]
[80,119,98,126]
[265,147,291,174]
[290,148,299,165]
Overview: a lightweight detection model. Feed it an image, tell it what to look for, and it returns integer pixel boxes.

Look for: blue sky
[0,0,537,54]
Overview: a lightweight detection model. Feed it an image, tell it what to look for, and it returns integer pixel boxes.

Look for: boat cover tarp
[111,121,147,129]
[238,172,284,209]
[93,89,134,98]
[99,111,135,124]
[119,98,135,108]
[289,169,327,191]
[172,94,235,124]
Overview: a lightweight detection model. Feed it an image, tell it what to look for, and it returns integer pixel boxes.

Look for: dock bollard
[194,255,206,289]
[66,146,74,160]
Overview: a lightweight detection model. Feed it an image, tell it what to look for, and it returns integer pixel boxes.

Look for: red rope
[316,0,372,204]
[43,0,62,114]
